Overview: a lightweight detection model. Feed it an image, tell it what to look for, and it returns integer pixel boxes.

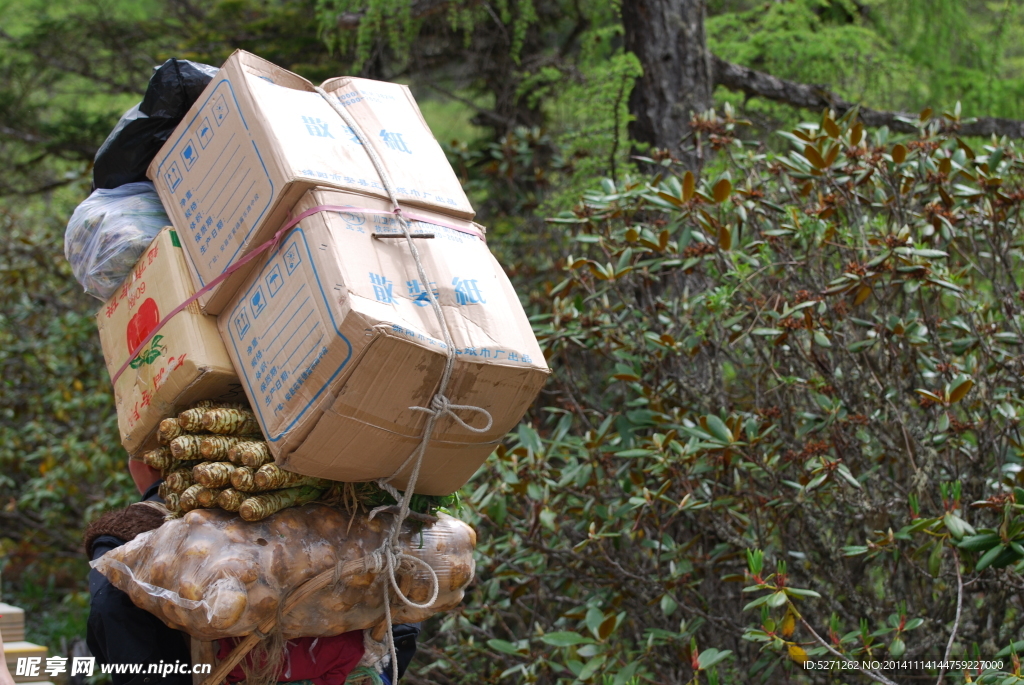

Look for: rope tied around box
[315,85,491,683]
[199,87,490,685]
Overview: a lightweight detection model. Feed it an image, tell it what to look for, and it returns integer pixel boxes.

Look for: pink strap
[110,203,476,386]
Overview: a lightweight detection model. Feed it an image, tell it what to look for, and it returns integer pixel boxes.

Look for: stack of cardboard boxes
[1,602,52,685]
[98,50,548,496]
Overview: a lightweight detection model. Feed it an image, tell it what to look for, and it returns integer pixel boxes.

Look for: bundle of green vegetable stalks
[142,401,458,521]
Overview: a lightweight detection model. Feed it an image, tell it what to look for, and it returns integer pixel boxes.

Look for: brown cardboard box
[4,641,47,683]
[147,49,474,314]
[218,188,548,495]
[0,602,25,643]
[96,228,242,457]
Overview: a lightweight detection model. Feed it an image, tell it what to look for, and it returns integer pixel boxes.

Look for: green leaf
[704,415,734,443]
[976,543,1006,571]
[784,587,822,599]
[578,654,607,681]
[612,662,640,685]
[957,533,1001,552]
[614,449,655,458]
[742,594,773,611]
[996,640,1024,658]
[928,542,943,577]
[752,327,785,336]
[540,632,593,647]
[944,512,966,540]
[660,594,678,617]
[487,639,523,656]
[847,338,878,352]
[835,463,861,488]
[889,636,906,657]
[813,331,832,347]
[697,648,733,670]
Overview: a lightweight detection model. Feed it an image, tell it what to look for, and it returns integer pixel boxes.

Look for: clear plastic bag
[91,504,476,641]
[64,182,170,300]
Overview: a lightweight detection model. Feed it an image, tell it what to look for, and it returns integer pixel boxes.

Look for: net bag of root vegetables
[91,504,475,641]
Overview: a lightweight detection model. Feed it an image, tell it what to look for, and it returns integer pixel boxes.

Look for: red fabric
[217,632,364,685]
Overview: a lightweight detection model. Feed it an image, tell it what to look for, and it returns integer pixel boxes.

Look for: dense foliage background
[7,1,1024,683]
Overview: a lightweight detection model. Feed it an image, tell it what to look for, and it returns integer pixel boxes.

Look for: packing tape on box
[110,204,484,386]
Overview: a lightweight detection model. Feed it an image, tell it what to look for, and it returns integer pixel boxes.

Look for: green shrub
[413,110,1024,683]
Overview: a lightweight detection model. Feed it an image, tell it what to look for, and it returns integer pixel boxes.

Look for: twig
[935,549,963,685]
[797,617,899,685]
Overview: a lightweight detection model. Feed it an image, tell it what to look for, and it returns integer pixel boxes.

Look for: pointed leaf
[488,639,523,655]
[718,224,732,250]
[697,648,733,670]
[976,543,1006,571]
[804,145,827,169]
[540,632,593,647]
[948,377,974,404]
[713,178,732,203]
[704,415,734,444]
[578,655,607,681]
[682,171,695,201]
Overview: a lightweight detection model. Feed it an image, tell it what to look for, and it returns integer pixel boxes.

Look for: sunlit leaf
[713,178,732,203]
[682,170,695,201]
[803,144,827,169]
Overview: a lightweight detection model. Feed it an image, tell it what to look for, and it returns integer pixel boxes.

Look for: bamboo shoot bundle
[228,440,272,468]
[230,467,258,492]
[92,505,476,641]
[164,469,194,494]
[216,489,246,512]
[176,408,208,433]
[199,436,250,461]
[202,408,260,435]
[193,462,236,489]
[143,447,174,472]
[238,485,324,522]
[253,464,328,492]
[170,435,204,461]
[158,418,184,445]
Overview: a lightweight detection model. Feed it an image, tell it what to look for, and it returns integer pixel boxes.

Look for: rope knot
[411,393,494,433]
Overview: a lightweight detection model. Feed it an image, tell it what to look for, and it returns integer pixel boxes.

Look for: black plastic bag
[93,59,219,190]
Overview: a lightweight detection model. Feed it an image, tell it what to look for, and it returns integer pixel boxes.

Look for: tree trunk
[622,0,713,169]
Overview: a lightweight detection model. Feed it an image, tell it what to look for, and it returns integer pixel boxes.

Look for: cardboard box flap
[148,49,476,313]
[234,50,316,92]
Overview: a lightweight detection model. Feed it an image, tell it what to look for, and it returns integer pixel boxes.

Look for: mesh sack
[91,504,475,641]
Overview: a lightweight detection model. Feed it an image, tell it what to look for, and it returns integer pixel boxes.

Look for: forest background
[6,1,1024,683]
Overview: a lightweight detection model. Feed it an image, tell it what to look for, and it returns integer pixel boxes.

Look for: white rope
[315,86,491,684]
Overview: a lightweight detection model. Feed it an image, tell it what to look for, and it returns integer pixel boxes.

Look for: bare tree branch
[711,55,1024,139]
[936,551,964,685]
[798,617,899,685]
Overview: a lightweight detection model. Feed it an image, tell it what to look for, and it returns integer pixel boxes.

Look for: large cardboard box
[96,228,242,457]
[147,50,474,314]
[218,188,548,495]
